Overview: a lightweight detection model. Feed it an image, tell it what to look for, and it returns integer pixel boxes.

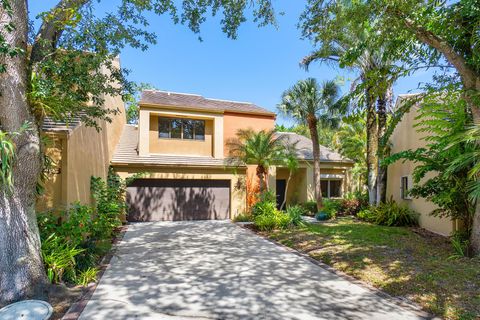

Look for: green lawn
[264,217,480,320]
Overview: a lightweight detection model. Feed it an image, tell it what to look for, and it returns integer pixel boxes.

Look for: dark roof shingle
[275,132,353,163]
[140,90,275,116]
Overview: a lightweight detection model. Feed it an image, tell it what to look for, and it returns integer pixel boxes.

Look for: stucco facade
[37,57,126,211]
[386,95,458,236]
[223,112,276,156]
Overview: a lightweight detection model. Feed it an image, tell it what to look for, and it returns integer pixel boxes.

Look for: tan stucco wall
[276,167,308,205]
[37,57,126,211]
[138,106,224,158]
[148,114,214,157]
[37,136,66,211]
[113,166,247,218]
[223,112,275,157]
[387,103,455,236]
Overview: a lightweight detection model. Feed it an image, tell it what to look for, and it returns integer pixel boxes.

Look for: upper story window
[158,117,205,141]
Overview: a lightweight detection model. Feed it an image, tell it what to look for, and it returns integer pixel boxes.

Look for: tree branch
[30,0,90,64]
[403,17,478,89]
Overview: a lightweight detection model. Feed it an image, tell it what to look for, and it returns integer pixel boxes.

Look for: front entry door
[276,179,286,210]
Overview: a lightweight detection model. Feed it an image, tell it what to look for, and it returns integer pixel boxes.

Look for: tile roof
[140,90,276,116]
[275,132,354,163]
[42,116,82,133]
[111,125,232,167]
[112,126,354,167]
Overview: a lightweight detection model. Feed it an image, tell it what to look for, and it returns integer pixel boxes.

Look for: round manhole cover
[0,300,53,320]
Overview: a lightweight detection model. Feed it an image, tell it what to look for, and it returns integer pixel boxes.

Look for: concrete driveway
[79,221,430,320]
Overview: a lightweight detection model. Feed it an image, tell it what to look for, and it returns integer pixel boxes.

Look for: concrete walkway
[79,221,430,320]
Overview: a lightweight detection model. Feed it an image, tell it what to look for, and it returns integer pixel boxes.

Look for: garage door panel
[126,179,230,221]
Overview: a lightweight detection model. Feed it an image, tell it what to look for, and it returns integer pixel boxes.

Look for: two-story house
[111,90,354,221]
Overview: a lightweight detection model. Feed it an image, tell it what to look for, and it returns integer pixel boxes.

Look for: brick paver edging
[236,223,441,320]
[62,225,129,320]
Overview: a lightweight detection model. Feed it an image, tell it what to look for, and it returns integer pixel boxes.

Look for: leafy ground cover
[262,217,480,320]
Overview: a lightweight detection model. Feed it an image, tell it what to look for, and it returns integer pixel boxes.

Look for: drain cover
[0,300,53,320]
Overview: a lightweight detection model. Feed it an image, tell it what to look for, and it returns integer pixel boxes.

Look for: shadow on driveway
[79,221,432,320]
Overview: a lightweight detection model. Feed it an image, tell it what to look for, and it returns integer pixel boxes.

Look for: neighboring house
[37,57,126,211]
[111,90,354,221]
[386,94,462,236]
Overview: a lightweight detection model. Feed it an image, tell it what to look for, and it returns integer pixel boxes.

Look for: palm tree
[333,116,367,191]
[302,33,396,205]
[278,78,342,209]
[226,129,285,193]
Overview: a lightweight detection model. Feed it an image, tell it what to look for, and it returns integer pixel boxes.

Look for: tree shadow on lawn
[79,221,428,320]
[269,218,480,320]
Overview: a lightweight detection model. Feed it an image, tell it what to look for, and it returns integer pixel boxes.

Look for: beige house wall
[246,162,353,207]
[387,102,455,236]
[37,57,126,211]
[113,166,247,218]
[148,114,214,157]
[138,106,224,158]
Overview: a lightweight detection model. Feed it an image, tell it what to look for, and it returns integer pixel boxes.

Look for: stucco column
[306,166,315,201]
[213,116,224,158]
[267,166,276,194]
[138,108,150,156]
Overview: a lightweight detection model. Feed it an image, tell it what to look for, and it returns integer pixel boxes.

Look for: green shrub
[251,191,277,217]
[301,201,317,216]
[233,212,253,222]
[286,205,305,226]
[449,231,471,259]
[339,198,368,216]
[76,267,99,286]
[374,201,419,226]
[254,213,277,231]
[357,208,376,222]
[41,234,84,284]
[37,168,131,285]
[357,201,419,227]
[322,199,341,218]
[254,210,292,231]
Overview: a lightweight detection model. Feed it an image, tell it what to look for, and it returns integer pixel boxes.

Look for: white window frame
[321,179,343,198]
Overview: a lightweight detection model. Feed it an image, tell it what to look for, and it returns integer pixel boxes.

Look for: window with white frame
[320,179,343,198]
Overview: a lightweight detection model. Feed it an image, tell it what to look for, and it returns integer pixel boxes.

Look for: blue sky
[28,1,434,125]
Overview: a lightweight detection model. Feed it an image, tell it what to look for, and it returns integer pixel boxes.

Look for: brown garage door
[126,179,231,221]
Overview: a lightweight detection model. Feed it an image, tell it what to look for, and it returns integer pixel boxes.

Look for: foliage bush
[251,190,277,217]
[38,167,129,286]
[322,199,341,219]
[286,205,305,226]
[357,200,419,227]
[233,212,253,222]
[301,201,318,216]
[41,234,84,284]
[357,208,377,223]
[254,210,292,231]
[339,198,368,216]
[251,191,298,231]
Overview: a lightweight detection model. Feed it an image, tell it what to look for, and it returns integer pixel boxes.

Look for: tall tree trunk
[0,1,48,306]
[256,165,266,193]
[307,114,323,210]
[366,88,378,205]
[403,16,480,255]
[376,91,388,205]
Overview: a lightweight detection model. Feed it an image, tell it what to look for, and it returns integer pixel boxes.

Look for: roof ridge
[206,97,253,105]
[144,89,202,97]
